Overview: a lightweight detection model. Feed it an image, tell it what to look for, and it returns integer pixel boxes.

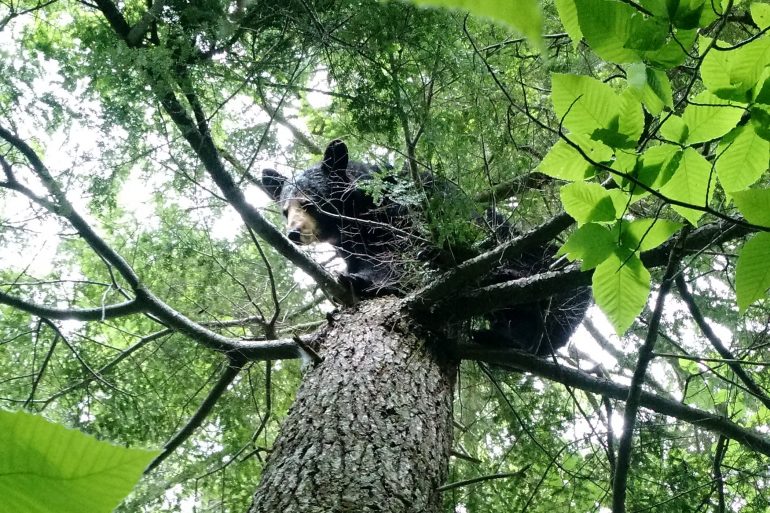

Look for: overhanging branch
[0,291,143,321]
[456,344,770,459]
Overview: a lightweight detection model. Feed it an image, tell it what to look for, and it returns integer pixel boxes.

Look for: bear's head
[260,140,354,246]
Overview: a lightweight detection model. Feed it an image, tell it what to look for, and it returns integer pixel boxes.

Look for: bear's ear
[260,169,285,201]
[321,139,349,176]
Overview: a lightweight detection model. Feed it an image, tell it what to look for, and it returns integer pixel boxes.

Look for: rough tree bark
[249,297,456,513]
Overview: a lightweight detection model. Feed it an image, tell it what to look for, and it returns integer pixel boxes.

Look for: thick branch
[473,171,551,203]
[0,290,144,321]
[150,81,352,303]
[456,345,770,458]
[418,218,754,320]
[88,4,352,303]
[126,0,164,46]
[408,211,575,307]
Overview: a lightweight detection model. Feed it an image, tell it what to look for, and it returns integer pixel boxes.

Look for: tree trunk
[249,297,455,513]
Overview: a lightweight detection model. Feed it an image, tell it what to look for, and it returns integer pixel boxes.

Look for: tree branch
[126,0,164,46]
[0,290,144,321]
[613,235,683,513]
[408,211,575,308]
[416,218,754,320]
[473,171,552,203]
[0,126,304,359]
[145,356,246,473]
[676,275,770,410]
[456,344,770,459]
[151,75,352,304]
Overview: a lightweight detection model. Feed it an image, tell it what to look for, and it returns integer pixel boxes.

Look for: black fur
[260,140,589,355]
[473,243,591,356]
[260,140,411,294]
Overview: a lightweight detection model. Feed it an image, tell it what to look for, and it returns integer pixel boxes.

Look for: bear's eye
[281,207,289,218]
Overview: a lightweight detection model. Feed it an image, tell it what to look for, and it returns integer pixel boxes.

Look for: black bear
[473,244,592,356]
[259,140,589,356]
[260,140,414,295]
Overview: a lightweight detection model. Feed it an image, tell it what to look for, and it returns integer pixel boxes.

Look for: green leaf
[612,145,681,199]
[716,124,770,193]
[701,35,770,101]
[732,189,770,227]
[736,232,770,311]
[0,410,159,513]
[551,74,643,147]
[557,222,617,269]
[560,181,625,224]
[537,135,611,180]
[625,15,668,50]
[644,28,698,68]
[573,0,640,63]
[616,218,683,251]
[659,114,689,144]
[552,73,619,134]
[593,250,651,334]
[555,0,583,47]
[681,91,744,144]
[660,147,714,224]
[627,63,673,115]
[412,0,543,50]
[752,2,770,29]
[669,0,709,29]
[752,104,770,139]
[618,89,645,145]
[754,68,770,105]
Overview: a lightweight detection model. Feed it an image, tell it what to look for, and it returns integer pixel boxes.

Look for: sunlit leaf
[716,124,770,193]
[0,410,158,513]
[752,2,770,29]
[551,73,619,134]
[557,222,616,269]
[680,91,744,144]
[627,63,673,115]
[616,218,682,252]
[555,0,583,47]
[659,114,688,144]
[560,181,625,224]
[701,34,770,101]
[660,147,714,224]
[736,232,770,311]
[592,250,651,334]
[538,135,611,180]
[411,0,544,50]
[732,189,770,227]
[573,0,640,63]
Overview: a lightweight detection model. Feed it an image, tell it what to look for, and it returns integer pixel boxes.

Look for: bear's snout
[284,200,321,245]
[287,229,303,243]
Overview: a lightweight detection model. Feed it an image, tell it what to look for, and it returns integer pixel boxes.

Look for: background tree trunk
[249,297,455,513]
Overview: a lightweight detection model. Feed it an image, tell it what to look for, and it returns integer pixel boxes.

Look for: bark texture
[250,297,455,513]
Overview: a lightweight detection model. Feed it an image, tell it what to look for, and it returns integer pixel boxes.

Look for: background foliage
[1,0,770,511]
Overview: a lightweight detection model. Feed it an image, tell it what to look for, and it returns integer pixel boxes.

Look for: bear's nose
[287,230,302,243]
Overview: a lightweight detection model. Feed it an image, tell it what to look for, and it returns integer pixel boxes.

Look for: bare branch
[0,125,305,358]
[145,356,246,473]
[612,234,683,513]
[676,275,770,410]
[437,468,530,492]
[456,344,770,459]
[0,290,143,321]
